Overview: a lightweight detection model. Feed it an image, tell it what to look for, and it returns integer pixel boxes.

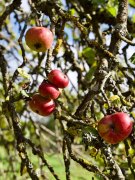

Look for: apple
[48,70,69,88]
[98,112,133,144]
[29,94,55,116]
[38,81,60,99]
[25,27,53,52]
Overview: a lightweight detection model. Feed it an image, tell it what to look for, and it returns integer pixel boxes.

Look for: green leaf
[129,0,135,7]
[107,7,117,17]
[92,0,106,6]
[15,100,25,113]
[129,148,135,157]
[132,14,135,23]
[82,47,95,64]
[83,126,98,136]
[0,3,5,15]
[85,61,97,81]
[69,8,76,16]
[131,111,135,119]
[0,115,8,129]
[3,130,14,142]
[106,0,118,17]
[129,53,135,64]
[18,68,31,79]
[95,112,104,120]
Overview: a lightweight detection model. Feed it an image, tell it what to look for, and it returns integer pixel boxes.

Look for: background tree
[0,0,135,179]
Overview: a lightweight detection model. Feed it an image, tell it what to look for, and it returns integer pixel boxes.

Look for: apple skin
[48,70,69,88]
[38,81,60,99]
[29,94,55,116]
[25,27,53,52]
[98,112,133,144]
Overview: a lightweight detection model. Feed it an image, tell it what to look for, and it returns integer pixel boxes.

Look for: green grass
[0,146,101,180]
[36,154,100,180]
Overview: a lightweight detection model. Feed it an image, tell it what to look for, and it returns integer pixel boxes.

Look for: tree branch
[109,0,128,55]
[0,0,22,29]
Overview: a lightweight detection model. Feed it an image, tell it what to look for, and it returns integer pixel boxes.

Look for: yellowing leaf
[21,165,27,175]
[103,103,108,109]
[5,96,9,101]
[18,68,31,79]
[69,8,76,16]
[122,99,132,107]
[131,111,135,119]
[128,149,135,156]
[20,152,26,159]
[21,90,29,97]
[109,95,120,102]
[89,147,98,157]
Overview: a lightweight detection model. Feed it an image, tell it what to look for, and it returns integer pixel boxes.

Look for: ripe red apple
[98,112,133,144]
[48,70,69,88]
[38,81,60,99]
[25,27,53,52]
[29,94,55,116]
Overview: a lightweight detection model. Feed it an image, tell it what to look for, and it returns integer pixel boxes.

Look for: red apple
[29,94,55,116]
[25,27,53,52]
[38,81,60,99]
[48,70,69,88]
[98,112,133,144]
